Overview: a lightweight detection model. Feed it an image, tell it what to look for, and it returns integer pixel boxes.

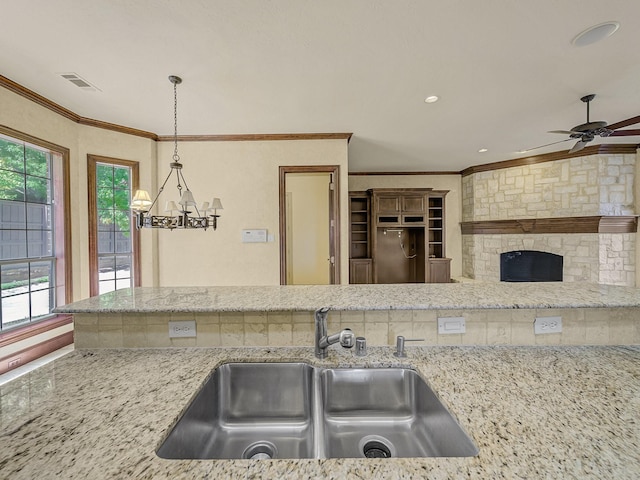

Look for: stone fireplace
[460,149,638,286]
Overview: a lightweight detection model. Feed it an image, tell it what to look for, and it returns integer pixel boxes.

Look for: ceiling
[1,0,639,172]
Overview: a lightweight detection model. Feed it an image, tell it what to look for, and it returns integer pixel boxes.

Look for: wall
[0,86,157,363]
[155,139,349,286]
[462,154,635,221]
[462,153,638,285]
[348,174,462,278]
[0,87,158,300]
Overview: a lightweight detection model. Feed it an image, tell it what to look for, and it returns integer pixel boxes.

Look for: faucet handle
[339,328,355,348]
[393,335,425,358]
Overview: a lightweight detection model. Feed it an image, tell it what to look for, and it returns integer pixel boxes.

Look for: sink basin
[156,362,316,459]
[157,362,477,459]
[320,368,478,458]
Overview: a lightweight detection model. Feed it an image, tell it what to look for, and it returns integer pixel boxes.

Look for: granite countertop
[54,282,640,313]
[1,345,639,479]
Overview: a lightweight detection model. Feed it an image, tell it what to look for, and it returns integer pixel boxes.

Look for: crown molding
[156,133,352,142]
[0,75,157,139]
[1,75,351,143]
[348,171,459,176]
[460,144,639,177]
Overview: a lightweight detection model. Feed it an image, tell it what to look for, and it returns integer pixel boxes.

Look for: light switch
[438,317,466,334]
[242,229,268,243]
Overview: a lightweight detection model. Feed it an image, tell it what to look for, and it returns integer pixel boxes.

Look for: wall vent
[58,72,101,91]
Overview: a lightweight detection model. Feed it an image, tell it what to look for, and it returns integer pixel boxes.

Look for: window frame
[0,124,71,333]
[87,154,141,297]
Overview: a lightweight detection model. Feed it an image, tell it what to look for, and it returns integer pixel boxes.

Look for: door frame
[279,165,341,285]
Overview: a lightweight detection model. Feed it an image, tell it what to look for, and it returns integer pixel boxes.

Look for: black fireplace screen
[500,250,563,282]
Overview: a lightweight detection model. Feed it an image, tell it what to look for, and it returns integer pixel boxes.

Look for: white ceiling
[1,0,639,172]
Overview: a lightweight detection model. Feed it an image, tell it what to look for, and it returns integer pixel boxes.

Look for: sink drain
[242,441,278,460]
[363,441,391,458]
[358,435,396,459]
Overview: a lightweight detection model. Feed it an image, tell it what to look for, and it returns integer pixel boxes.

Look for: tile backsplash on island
[73,307,640,349]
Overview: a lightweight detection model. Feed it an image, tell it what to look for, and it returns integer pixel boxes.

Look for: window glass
[0,134,63,331]
[91,161,137,295]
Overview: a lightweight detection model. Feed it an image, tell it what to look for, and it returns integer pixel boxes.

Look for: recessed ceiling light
[424,95,439,104]
[572,21,620,47]
[478,148,488,153]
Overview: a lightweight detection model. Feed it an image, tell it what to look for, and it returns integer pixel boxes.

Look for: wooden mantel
[460,216,639,235]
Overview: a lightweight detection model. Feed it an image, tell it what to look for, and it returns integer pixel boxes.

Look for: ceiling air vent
[58,72,101,91]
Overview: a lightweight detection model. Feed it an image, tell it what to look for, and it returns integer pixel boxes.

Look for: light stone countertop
[54,282,640,313]
[1,345,639,479]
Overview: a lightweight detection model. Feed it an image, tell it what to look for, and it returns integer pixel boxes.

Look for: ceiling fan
[524,94,640,154]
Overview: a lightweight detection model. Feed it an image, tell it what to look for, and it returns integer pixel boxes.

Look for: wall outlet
[534,316,562,334]
[438,317,466,334]
[169,321,196,338]
[8,357,22,369]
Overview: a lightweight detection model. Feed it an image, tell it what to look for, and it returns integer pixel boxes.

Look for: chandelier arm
[177,169,202,216]
[148,168,176,212]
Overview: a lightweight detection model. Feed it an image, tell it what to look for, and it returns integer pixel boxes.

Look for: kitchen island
[55,283,640,348]
[1,345,639,479]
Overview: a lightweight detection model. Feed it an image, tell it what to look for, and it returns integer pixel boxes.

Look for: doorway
[279,166,340,285]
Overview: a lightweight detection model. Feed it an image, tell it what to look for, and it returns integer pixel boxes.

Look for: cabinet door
[427,258,451,283]
[375,195,401,213]
[402,195,426,213]
[350,259,373,284]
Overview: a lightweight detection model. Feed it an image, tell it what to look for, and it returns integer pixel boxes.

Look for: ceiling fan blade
[520,138,573,153]
[548,130,577,135]
[607,115,640,131]
[569,140,586,153]
[610,129,640,137]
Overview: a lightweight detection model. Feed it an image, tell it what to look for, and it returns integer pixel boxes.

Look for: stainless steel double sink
[156,362,478,460]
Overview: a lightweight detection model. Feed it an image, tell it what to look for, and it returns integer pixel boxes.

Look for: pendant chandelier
[131,75,223,230]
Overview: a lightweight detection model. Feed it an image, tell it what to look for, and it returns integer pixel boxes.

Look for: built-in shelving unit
[349,192,372,283]
[370,188,450,283]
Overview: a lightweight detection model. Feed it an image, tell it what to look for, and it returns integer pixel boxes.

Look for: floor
[0,344,75,386]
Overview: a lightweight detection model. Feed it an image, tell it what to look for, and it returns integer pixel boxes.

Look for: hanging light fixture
[131,75,223,230]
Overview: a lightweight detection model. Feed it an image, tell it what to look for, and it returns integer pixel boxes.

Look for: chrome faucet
[314,307,355,359]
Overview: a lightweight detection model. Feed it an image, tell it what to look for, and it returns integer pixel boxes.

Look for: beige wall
[1,86,350,295]
[155,139,349,286]
[348,174,463,278]
[0,87,157,301]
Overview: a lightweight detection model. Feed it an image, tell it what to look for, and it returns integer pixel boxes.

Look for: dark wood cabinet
[367,188,450,284]
[427,257,451,283]
[349,192,372,283]
[349,258,373,284]
[349,188,451,284]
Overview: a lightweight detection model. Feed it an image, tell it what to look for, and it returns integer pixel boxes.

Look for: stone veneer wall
[72,308,640,349]
[462,153,637,285]
[463,233,636,284]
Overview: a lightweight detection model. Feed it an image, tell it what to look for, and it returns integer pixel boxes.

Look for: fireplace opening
[500,250,563,282]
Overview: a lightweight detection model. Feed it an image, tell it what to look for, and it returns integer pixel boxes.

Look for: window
[87,155,140,296]
[0,129,70,332]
